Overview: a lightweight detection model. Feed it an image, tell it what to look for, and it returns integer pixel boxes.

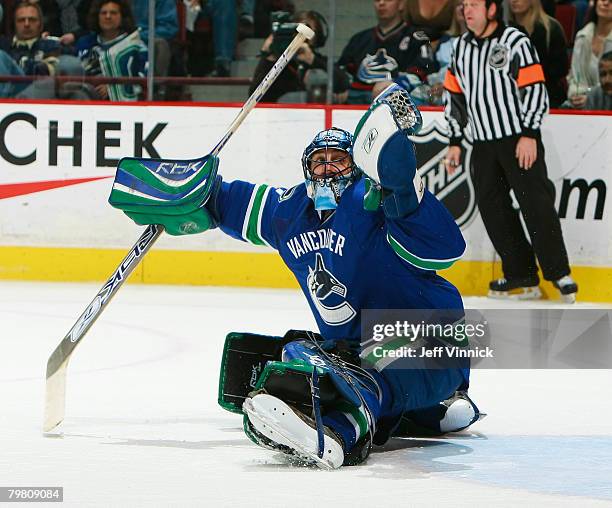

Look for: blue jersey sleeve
[215,179,284,250]
[384,189,466,271]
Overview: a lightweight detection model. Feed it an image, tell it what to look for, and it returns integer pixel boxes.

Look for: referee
[443,0,578,302]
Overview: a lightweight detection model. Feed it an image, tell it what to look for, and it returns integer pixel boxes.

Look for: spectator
[0,0,63,97]
[76,0,147,101]
[253,0,295,38]
[416,0,468,105]
[238,0,255,39]
[509,0,569,107]
[132,0,178,81]
[4,0,84,44]
[338,0,433,104]
[586,49,612,107]
[404,0,457,32]
[447,0,468,35]
[566,0,612,108]
[0,51,25,97]
[1,1,59,72]
[188,0,237,77]
[249,10,349,103]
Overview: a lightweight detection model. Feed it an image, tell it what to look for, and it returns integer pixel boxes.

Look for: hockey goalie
[110,84,483,469]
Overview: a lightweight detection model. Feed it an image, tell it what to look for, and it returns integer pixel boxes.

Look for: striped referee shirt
[443,23,549,144]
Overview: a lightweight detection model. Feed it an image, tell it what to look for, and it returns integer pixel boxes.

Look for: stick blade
[43,350,69,433]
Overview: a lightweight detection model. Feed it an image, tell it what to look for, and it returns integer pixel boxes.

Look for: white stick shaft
[43,23,315,434]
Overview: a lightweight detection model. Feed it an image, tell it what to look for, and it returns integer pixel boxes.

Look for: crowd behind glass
[0,0,609,110]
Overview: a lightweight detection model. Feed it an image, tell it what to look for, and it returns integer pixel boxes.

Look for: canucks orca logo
[410,121,477,228]
[307,253,356,326]
[358,48,399,84]
[278,185,298,202]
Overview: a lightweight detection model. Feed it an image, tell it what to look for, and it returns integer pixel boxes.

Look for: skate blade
[243,418,280,452]
[488,287,542,300]
[243,394,344,470]
[560,292,577,304]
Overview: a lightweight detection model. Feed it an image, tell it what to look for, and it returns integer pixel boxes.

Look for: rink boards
[0,101,610,301]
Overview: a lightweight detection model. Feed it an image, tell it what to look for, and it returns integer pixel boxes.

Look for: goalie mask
[302,127,361,210]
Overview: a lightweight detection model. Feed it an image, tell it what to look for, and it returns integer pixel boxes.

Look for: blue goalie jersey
[215,176,466,342]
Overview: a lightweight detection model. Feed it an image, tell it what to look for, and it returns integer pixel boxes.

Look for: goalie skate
[243,393,344,470]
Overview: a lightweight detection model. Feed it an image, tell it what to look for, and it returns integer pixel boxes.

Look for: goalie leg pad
[217,330,322,414]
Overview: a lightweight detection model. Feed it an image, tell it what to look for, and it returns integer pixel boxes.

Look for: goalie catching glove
[108,155,220,235]
[353,83,425,218]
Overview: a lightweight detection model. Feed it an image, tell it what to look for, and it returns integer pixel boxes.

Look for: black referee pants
[471,135,570,282]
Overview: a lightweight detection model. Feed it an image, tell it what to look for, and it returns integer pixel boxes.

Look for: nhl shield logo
[489,44,508,69]
[410,121,477,228]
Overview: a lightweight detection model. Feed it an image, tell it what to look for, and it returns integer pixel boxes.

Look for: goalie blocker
[108,155,221,236]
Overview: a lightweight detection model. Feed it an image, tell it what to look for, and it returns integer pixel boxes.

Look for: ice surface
[1,282,611,507]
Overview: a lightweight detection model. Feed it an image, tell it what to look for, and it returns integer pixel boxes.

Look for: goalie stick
[43,23,315,433]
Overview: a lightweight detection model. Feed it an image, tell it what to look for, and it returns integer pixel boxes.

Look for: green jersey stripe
[256,186,273,248]
[387,232,461,270]
[245,184,269,245]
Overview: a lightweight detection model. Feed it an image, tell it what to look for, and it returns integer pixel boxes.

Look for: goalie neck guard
[302,127,361,211]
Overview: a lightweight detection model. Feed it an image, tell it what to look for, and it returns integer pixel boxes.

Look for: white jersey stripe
[241,185,259,242]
